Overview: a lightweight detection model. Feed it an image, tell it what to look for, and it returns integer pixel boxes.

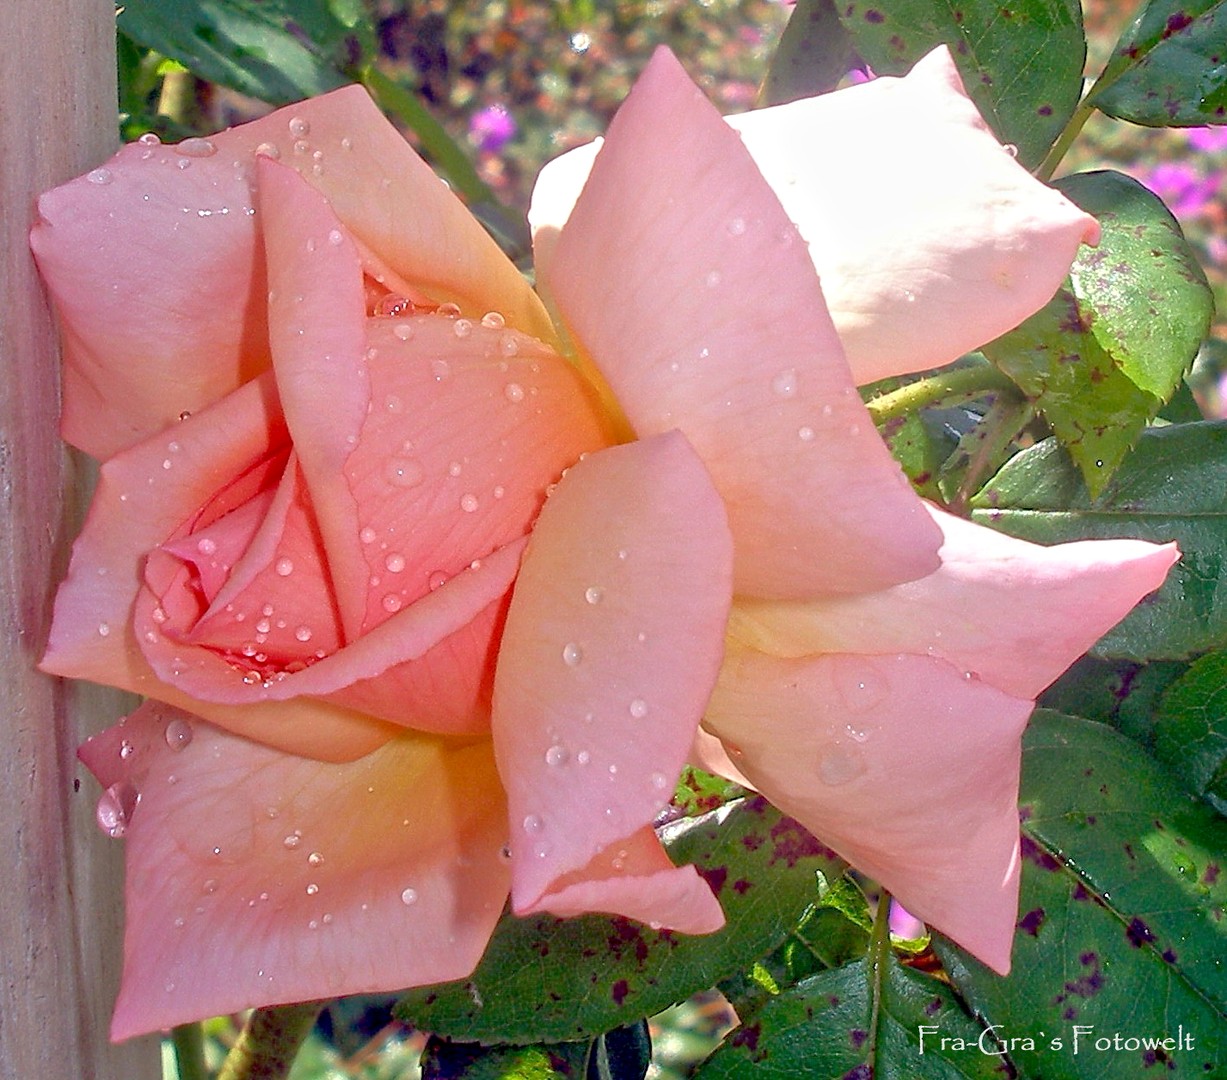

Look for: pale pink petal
[733,504,1179,700]
[531,826,725,934]
[40,376,393,762]
[492,432,733,925]
[728,47,1100,384]
[541,48,940,598]
[79,704,509,1040]
[257,157,371,639]
[32,86,551,458]
[705,646,1030,973]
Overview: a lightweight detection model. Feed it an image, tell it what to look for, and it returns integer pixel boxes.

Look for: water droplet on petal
[499,334,519,357]
[705,270,722,288]
[834,661,887,712]
[197,537,217,556]
[385,458,424,488]
[436,302,461,318]
[798,426,815,442]
[360,526,378,544]
[288,116,310,137]
[481,311,505,329]
[87,167,112,185]
[545,745,570,768]
[95,782,138,838]
[772,368,798,398]
[428,570,449,591]
[650,772,669,790]
[460,493,479,513]
[138,132,161,146]
[727,216,746,236]
[400,887,418,906]
[453,318,473,338]
[382,594,403,613]
[522,814,543,834]
[176,137,217,158]
[327,229,344,246]
[561,642,583,667]
[629,698,648,719]
[585,586,603,605]
[164,718,193,751]
[818,745,867,787]
[283,831,302,850]
[504,382,525,403]
[97,622,111,637]
[295,625,312,642]
[305,882,319,895]
[307,851,324,867]
[385,553,406,573]
[275,558,294,576]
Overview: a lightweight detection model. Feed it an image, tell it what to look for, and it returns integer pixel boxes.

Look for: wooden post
[1,2,160,1076]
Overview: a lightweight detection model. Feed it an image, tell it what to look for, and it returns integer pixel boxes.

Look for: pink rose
[34,47,1175,1038]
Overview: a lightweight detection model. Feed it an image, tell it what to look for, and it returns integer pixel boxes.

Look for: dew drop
[459,493,479,513]
[382,594,403,613]
[400,887,418,906]
[385,553,406,573]
[844,723,870,744]
[834,661,887,712]
[498,334,519,357]
[561,642,583,667]
[196,537,217,556]
[481,311,505,329]
[584,586,603,605]
[448,461,463,477]
[453,318,474,338]
[95,782,138,838]
[522,814,543,834]
[327,228,344,246]
[798,426,815,442]
[430,357,450,379]
[727,216,747,236]
[576,750,591,766]
[295,625,313,642]
[176,137,217,158]
[818,745,867,787]
[436,302,462,318]
[772,368,798,398]
[705,269,722,288]
[87,167,112,185]
[360,526,378,544]
[138,132,161,146]
[255,142,281,160]
[545,745,570,768]
[305,882,319,896]
[164,718,193,751]
[202,878,218,894]
[307,851,324,867]
[385,458,424,488]
[275,557,294,577]
[119,739,135,760]
[288,116,310,137]
[376,294,413,318]
[97,622,111,637]
[628,698,648,719]
[283,830,302,850]
[428,570,449,591]
[504,382,525,403]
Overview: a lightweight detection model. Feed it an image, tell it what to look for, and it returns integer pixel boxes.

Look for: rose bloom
[34,48,1175,1038]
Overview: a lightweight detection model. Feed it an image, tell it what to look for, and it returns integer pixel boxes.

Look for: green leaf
[983,170,1213,495]
[936,711,1227,1078]
[833,0,1085,167]
[1090,0,1227,127]
[760,0,859,105]
[970,422,1227,659]
[1154,651,1227,813]
[396,799,843,1044]
[419,1037,590,1079]
[696,957,1009,1079]
[1039,655,1191,745]
[117,0,372,104]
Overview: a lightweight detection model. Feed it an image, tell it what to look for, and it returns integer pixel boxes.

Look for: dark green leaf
[117,0,371,104]
[761,0,859,105]
[397,799,842,1044]
[1154,651,1227,813]
[984,171,1212,495]
[970,422,1227,659]
[420,1036,589,1079]
[833,0,1085,167]
[586,1022,651,1080]
[1038,654,1191,744]
[697,957,1010,1079]
[937,711,1227,1078]
[1091,0,1227,127]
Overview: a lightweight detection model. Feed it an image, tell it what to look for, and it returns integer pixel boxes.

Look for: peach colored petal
[732,504,1180,700]
[345,316,614,636]
[704,645,1030,973]
[493,432,733,925]
[258,157,371,640]
[31,86,552,458]
[79,703,509,1040]
[541,48,940,598]
[531,826,725,934]
[40,376,393,762]
[728,47,1100,384]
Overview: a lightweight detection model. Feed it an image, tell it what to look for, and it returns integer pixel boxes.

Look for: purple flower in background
[1188,126,1227,153]
[470,104,516,153]
[1143,161,1218,218]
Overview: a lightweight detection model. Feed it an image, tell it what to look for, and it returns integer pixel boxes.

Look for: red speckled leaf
[935,711,1227,1078]
[395,798,845,1043]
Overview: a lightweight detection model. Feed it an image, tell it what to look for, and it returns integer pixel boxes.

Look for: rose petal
[530,826,725,934]
[493,432,733,925]
[540,48,941,598]
[32,86,552,458]
[79,704,509,1040]
[705,646,1030,973]
[40,376,394,762]
[732,504,1180,699]
[728,47,1100,383]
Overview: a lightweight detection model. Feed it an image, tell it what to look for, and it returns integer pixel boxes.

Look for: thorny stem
[216,1001,325,1080]
[171,1022,209,1080]
[949,395,1035,514]
[864,890,894,1070]
[864,363,1017,425]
